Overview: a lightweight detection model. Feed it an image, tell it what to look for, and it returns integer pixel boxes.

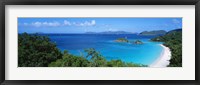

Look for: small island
[115,38,129,43]
[133,40,143,44]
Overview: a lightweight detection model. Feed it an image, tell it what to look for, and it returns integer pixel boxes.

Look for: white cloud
[75,20,96,26]
[91,20,96,25]
[64,20,71,26]
[42,22,48,25]
[172,19,181,24]
[172,19,182,28]
[22,20,96,27]
[47,22,60,26]
[32,22,42,27]
[31,21,61,27]
[23,23,28,26]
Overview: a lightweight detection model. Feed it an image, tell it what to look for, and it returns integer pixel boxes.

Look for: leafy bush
[18,33,62,67]
[48,50,91,67]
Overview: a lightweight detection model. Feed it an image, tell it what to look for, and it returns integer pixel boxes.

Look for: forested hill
[166,29,182,34]
[139,30,167,36]
[151,29,182,67]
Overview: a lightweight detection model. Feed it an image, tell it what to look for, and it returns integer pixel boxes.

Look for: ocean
[46,34,163,65]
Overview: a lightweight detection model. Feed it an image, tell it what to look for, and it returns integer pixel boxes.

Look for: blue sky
[18,18,182,33]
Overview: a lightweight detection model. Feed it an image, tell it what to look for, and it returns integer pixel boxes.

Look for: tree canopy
[151,29,182,67]
[18,33,62,67]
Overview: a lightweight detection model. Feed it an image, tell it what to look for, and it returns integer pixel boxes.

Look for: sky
[18,18,182,33]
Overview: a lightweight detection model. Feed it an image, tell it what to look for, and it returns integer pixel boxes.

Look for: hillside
[151,29,182,67]
[140,30,167,35]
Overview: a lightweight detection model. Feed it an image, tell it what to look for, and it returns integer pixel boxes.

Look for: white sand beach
[149,44,171,67]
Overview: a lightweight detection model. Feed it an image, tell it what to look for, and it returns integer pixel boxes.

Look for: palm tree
[84,48,100,60]
[84,48,104,66]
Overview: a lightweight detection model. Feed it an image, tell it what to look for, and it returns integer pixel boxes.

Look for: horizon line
[18,29,182,34]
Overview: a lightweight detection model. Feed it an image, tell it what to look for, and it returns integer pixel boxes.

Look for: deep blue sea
[44,34,163,65]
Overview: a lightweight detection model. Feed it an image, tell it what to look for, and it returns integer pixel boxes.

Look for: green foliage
[49,50,91,67]
[84,48,107,67]
[151,29,182,67]
[18,33,62,67]
[134,40,143,44]
[115,38,129,42]
[106,60,147,67]
[84,48,101,60]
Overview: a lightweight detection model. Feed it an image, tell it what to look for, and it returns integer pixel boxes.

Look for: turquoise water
[47,34,163,65]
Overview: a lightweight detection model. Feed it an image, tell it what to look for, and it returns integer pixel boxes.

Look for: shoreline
[149,44,171,67]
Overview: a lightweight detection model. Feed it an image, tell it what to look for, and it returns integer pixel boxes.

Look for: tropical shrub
[18,33,62,67]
